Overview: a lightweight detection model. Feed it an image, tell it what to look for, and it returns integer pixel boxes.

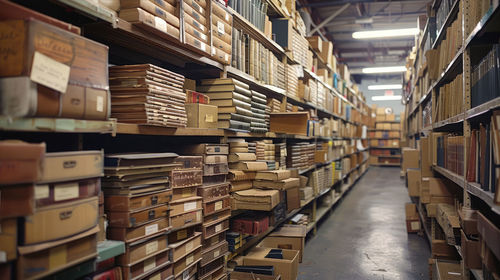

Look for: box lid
[269,225,306,238]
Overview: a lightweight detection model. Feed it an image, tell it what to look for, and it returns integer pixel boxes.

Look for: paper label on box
[177,229,187,240]
[186,240,193,251]
[186,254,194,265]
[215,201,223,211]
[144,257,156,272]
[410,221,420,230]
[217,21,225,35]
[200,43,206,52]
[154,17,167,32]
[225,54,229,62]
[150,273,161,280]
[225,12,230,22]
[182,188,191,197]
[96,96,104,112]
[49,245,67,269]
[196,211,201,221]
[0,252,5,263]
[145,223,159,236]
[184,201,197,212]
[183,270,189,280]
[30,51,70,93]
[35,184,50,200]
[205,114,214,123]
[215,224,222,233]
[54,182,79,201]
[211,47,216,56]
[146,241,158,255]
[213,250,220,258]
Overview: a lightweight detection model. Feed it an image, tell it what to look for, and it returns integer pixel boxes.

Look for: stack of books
[211,1,233,65]
[250,90,269,133]
[198,78,252,130]
[435,73,463,122]
[109,64,187,127]
[181,0,210,53]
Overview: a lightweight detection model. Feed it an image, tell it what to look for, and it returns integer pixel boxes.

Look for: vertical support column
[312,199,317,235]
[221,65,228,79]
[463,0,472,208]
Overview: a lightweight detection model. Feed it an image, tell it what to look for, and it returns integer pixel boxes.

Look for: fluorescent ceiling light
[353,28,419,39]
[368,84,403,90]
[362,66,406,74]
[371,95,402,101]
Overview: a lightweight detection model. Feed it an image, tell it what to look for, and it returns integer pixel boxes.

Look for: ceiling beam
[298,0,424,8]
[307,3,350,36]
[338,46,411,53]
[297,0,336,41]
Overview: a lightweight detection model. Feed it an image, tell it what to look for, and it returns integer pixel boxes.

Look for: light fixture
[362,66,406,74]
[352,28,419,39]
[371,95,402,101]
[368,84,403,90]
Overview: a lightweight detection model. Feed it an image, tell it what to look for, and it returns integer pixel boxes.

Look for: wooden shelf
[0,117,117,134]
[465,1,500,48]
[370,163,401,167]
[466,96,500,119]
[466,182,500,215]
[372,155,401,159]
[432,113,464,130]
[432,165,465,188]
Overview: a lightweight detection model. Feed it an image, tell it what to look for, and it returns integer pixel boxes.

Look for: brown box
[122,250,172,280]
[171,169,203,188]
[203,208,230,225]
[104,189,172,212]
[35,178,100,208]
[39,150,103,183]
[22,196,98,245]
[405,203,420,233]
[270,112,309,135]
[17,226,98,280]
[0,19,108,89]
[461,230,481,269]
[108,204,169,228]
[0,141,44,185]
[168,227,196,244]
[286,186,300,212]
[459,208,478,236]
[319,41,333,65]
[306,36,322,53]
[203,163,228,176]
[420,137,432,177]
[232,189,280,211]
[428,178,452,197]
[406,169,421,197]
[201,218,229,239]
[228,161,268,171]
[431,239,458,258]
[243,247,299,280]
[202,231,225,248]
[230,271,279,280]
[185,104,218,128]
[168,232,202,262]
[181,144,229,155]
[391,123,401,130]
[200,240,228,266]
[170,209,202,229]
[258,225,306,262]
[107,218,170,243]
[173,247,201,277]
[0,218,17,262]
[172,186,198,201]
[0,184,34,218]
[375,115,386,122]
[477,212,500,261]
[196,183,230,201]
[386,114,395,121]
[402,148,419,173]
[202,195,230,217]
[169,196,202,217]
[118,233,168,265]
[174,156,203,169]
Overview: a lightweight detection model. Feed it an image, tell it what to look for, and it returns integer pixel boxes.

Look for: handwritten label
[215,224,222,233]
[154,17,167,32]
[30,52,70,93]
[186,254,194,265]
[145,223,159,236]
[96,96,104,112]
[144,257,156,272]
[217,21,225,35]
[215,201,223,211]
[186,240,193,251]
[145,241,158,255]
[54,182,79,201]
[35,184,49,200]
[184,201,197,212]
[213,250,220,258]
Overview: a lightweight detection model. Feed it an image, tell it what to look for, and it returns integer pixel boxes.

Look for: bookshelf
[369,110,402,167]
[403,0,500,277]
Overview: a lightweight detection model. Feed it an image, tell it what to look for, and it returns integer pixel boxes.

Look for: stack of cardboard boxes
[182,0,210,53]
[210,1,232,65]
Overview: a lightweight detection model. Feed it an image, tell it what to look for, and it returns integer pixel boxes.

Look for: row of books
[228,0,268,32]
[471,45,500,108]
[435,0,458,38]
[435,73,463,122]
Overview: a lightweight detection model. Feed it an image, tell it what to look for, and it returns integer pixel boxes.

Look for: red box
[231,215,269,235]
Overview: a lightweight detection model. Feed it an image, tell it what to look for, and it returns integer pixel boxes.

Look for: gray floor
[298,167,430,280]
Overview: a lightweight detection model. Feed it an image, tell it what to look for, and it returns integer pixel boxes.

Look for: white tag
[183,270,189,280]
[225,54,229,62]
[154,17,167,32]
[196,211,201,222]
[96,96,104,112]
[145,223,159,236]
[215,224,222,233]
[186,240,193,251]
[144,257,156,272]
[411,221,420,230]
[213,250,220,258]
[30,51,70,93]
[150,273,161,280]
[35,184,50,200]
[184,201,197,212]
[200,33,207,41]
[211,47,216,56]
[200,43,206,52]
[217,21,225,35]
[54,182,79,201]
[225,12,229,22]
[146,241,158,255]
[0,251,6,263]
[186,254,194,265]
[215,201,223,211]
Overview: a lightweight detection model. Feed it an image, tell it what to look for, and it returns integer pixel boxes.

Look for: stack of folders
[471,45,500,108]
[109,64,187,127]
[250,90,269,133]
[228,0,268,32]
[182,0,210,53]
[211,1,233,65]
[198,78,252,131]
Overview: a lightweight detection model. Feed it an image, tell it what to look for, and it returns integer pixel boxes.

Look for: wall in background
[358,76,405,117]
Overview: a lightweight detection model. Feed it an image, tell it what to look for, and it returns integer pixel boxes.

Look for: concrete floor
[298,167,430,280]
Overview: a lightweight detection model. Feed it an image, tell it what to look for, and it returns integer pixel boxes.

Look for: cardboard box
[108,203,169,228]
[22,196,98,245]
[181,144,228,155]
[170,209,202,229]
[319,41,333,65]
[185,103,218,128]
[0,218,16,262]
[459,208,478,236]
[169,232,202,262]
[391,123,401,130]
[270,112,309,135]
[40,150,103,183]
[461,230,481,269]
[259,225,306,262]
[386,114,395,121]
[169,196,203,217]
[420,137,432,177]
[477,212,500,261]
[107,218,170,243]
[172,247,201,277]
[0,184,34,218]
[402,148,419,173]
[243,247,299,280]
[118,233,168,265]
[306,36,322,53]
[104,189,172,212]
[431,239,459,258]
[405,203,420,233]
[286,186,300,212]
[406,169,421,197]
[433,260,462,279]
[17,226,98,280]
[230,271,279,280]
[0,141,45,184]
[428,178,452,197]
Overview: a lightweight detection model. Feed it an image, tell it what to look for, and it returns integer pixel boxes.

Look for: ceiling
[298,0,429,81]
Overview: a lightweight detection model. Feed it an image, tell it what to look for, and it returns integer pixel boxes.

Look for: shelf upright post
[463,0,472,209]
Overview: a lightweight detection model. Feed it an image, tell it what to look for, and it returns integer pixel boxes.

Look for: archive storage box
[210,0,232,65]
[181,0,210,54]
